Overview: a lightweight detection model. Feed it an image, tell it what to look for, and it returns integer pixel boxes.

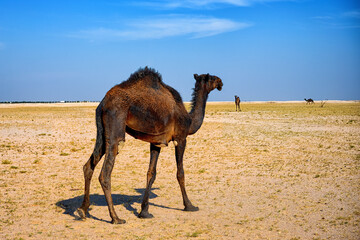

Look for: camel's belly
[125,125,174,147]
[126,103,175,134]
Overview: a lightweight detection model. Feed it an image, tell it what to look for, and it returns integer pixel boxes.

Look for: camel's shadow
[56,188,181,222]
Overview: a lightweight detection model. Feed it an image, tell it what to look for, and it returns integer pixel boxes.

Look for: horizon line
[1,99,359,104]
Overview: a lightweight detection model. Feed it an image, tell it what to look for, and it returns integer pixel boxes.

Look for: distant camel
[304,98,314,104]
[77,67,223,224]
[235,95,241,111]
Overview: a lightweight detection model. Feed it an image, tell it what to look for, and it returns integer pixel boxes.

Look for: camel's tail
[92,102,105,161]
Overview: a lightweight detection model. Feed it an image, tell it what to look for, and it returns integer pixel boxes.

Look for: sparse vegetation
[2,160,11,165]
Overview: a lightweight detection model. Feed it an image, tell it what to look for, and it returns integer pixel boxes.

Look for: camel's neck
[188,83,209,135]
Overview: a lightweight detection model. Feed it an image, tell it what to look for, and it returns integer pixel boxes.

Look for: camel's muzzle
[217,81,223,91]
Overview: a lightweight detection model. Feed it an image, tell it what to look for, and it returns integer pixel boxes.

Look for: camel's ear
[205,73,210,81]
[193,74,199,80]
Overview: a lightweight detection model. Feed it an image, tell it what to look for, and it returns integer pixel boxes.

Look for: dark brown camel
[77,67,223,224]
[235,95,241,111]
[304,98,314,104]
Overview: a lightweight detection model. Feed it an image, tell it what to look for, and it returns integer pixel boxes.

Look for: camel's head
[194,73,223,92]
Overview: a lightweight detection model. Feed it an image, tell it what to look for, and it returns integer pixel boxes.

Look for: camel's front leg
[175,139,199,212]
[139,144,161,218]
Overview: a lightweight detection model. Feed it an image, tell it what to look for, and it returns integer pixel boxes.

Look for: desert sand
[0,101,359,239]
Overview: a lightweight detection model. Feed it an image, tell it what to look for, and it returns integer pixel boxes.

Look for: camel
[77,67,223,224]
[304,98,314,104]
[234,95,241,111]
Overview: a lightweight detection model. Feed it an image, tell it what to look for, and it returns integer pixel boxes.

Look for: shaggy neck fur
[188,81,209,135]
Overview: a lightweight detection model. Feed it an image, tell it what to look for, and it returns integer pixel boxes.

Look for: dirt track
[0,102,359,239]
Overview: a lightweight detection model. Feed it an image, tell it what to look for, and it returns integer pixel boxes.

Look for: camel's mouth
[217,82,223,91]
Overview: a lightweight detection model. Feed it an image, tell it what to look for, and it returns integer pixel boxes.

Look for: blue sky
[0,0,359,102]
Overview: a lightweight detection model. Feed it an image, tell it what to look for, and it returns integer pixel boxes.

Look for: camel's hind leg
[175,139,199,212]
[99,112,127,224]
[77,148,104,219]
[99,139,126,224]
[139,144,161,218]
[77,106,105,219]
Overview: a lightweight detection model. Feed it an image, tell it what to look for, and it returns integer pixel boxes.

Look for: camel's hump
[114,67,183,104]
[119,67,163,90]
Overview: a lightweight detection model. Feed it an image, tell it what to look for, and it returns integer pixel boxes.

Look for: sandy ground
[0,101,359,239]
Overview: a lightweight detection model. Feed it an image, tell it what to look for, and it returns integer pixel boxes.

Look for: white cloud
[69,16,251,41]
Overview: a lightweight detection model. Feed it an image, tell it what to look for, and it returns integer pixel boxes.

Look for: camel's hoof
[77,208,87,220]
[138,211,154,219]
[111,218,126,224]
[184,205,199,212]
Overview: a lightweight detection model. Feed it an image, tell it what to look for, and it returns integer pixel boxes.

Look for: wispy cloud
[134,0,249,8]
[133,0,291,9]
[342,10,360,19]
[312,9,360,29]
[68,16,251,41]
[312,16,334,20]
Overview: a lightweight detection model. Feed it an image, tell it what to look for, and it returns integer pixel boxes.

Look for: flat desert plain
[0,101,359,239]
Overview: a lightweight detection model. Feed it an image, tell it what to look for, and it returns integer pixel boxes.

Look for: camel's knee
[83,153,100,174]
[147,169,156,182]
[99,172,111,190]
[177,170,184,182]
[83,162,89,173]
[83,161,93,177]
